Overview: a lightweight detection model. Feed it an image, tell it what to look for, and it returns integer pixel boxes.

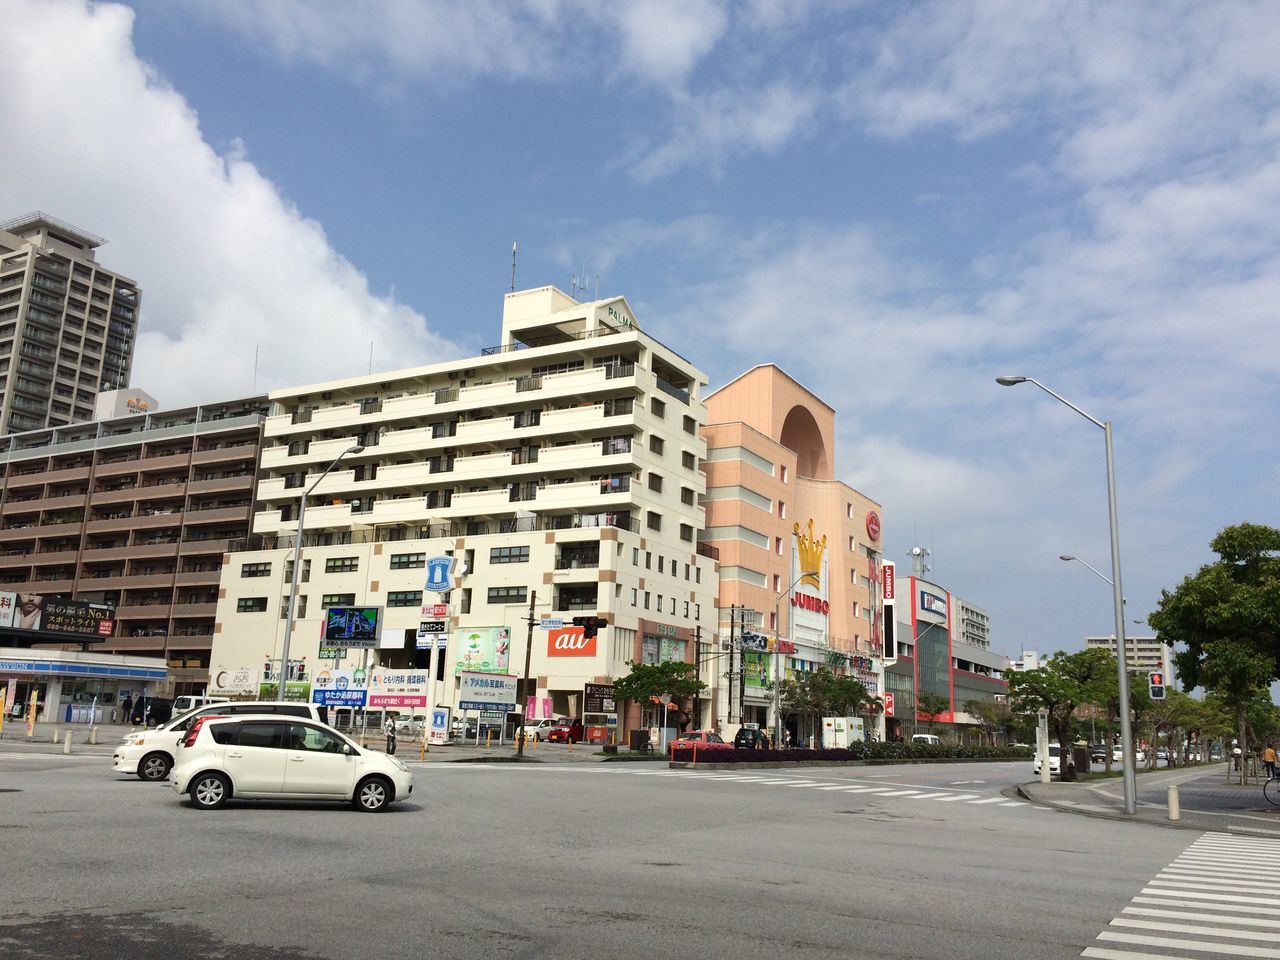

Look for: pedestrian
[1264,742,1277,780]
[121,694,133,725]
[384,715,397,756]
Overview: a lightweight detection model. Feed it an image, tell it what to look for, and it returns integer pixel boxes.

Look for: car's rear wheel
[354,775,392,812]
[139,752,172,782]
[190,772,229,810]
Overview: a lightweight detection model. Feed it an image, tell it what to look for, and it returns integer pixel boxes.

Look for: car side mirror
[341,743,352,755]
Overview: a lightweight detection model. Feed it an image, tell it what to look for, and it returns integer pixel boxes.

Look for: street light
[278,444,364,699]
[773,570,820,750]
[998,375,1136,814]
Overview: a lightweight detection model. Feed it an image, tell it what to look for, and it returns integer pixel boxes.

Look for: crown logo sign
[793,519,826,589]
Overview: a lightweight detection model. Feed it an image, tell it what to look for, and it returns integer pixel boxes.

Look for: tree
[964,698,1014,746]
[775,668,875,745]
[1007,648,1115,781]
[916,692,950,734]
[612,660,706,734]
[1150,523,1280,783]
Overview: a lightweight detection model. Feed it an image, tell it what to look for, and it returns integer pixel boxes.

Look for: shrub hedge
[669,743,1034,764]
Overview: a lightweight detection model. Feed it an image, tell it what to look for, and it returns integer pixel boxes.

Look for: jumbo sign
[547,626,597,657]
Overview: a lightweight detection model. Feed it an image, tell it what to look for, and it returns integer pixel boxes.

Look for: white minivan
[172,695,230,715]
[113,700,325,782]
[911,734,941,746]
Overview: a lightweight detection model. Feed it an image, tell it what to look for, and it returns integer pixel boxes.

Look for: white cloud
[0,0,459,408]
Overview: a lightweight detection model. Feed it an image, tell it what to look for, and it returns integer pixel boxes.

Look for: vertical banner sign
[26,688,38,737]
[883,692,895,717]
[0,682,6,736]
[882,560,896,660]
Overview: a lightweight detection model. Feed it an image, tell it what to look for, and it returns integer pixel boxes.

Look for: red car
[670,730,731,750]
[546,719,585,743]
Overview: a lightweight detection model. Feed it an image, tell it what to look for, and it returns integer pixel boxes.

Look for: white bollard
[88,726,98,745]
[1167,784,1180,821]
[63,731,72,755]
[52,727,59,744]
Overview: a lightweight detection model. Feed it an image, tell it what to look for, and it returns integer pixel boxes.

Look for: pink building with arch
[699,365,884,742]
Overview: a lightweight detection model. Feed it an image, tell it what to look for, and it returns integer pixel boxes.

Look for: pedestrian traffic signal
[1148,671,1166,701]
[572,616,608,639]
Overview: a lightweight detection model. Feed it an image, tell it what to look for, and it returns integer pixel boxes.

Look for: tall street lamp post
[997,375,1136,815]
[773,570,820,750]
[278,444,364,700]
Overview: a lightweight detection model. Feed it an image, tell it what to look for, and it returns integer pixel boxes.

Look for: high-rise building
[0,213,140,433]
[700,365,885,743]
[209,286,717,736]
[0,396,269,695]
[1084,635,1174,685]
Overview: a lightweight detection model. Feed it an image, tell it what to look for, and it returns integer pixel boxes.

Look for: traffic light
[1148,671,1166,701]
[572,616,608,639]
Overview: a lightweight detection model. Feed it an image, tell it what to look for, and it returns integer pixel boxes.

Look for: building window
[644,591,651,610]
[490,546,530,564]
[695,603,701,620]
[849,536,856,552]
[656,556,664,574]
[631,588,638,606]
[647,472,663,493]
[683,601,689,618]
[321,593,356,608]
[387,590,422,607]
[325,557,359,573]
[657,594,664,611]
[645,552,651,570]
[777,500,786,519]
[847,502,854,519]
[679,523,693,542]
[681,487,694,506]
[775,537,783,555]
[646,511,661,531]
[649,435,664,455]
[683,415,696,435]
[390,553,426,569]
[682,451,695,470]
[236,597,268,613]
[241,562,272,578]
[487,586,528,605]
[780,465,788,483]
[632,547,640,565]
[773,574,781,592]
[650,397,665,418]
[279,595,308,619]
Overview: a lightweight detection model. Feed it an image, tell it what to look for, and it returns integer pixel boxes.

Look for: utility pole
[692,626,702,728]
[728,606,738,724]
[516,591,535,758]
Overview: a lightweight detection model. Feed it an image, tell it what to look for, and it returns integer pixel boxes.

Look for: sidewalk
[1018,763,1280,837]
[0,719,616,764]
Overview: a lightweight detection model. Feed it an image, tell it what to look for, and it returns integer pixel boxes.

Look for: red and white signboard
[547,626,597,657]
[883,692,895,717]
[865,511,881,542]
[367,669,428,709]
[883,561,895,601]
[421,603,448,617]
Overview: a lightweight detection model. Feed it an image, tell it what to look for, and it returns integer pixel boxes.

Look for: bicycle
[1264,774,1280,807]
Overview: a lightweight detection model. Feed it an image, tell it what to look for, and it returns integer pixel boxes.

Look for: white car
[170,714,413,812]
[113,701,324,782]
[1033,744,1063,776]
[517,717,565,741]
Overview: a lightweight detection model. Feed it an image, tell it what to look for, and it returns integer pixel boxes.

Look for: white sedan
[171,714,413,812]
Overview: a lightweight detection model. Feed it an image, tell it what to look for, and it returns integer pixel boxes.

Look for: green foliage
[775,668,878,720]
[612,660,706,708]
[915,691,951,732]
[1007,648,1116,780]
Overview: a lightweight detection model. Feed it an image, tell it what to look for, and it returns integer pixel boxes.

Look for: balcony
[82,541,179,562]
[85,573,173,591]
[85,512,180,534]
[94,457,143,478]
[186,474,254,495]
[90,486,145,505]
[192,442,260,465]
[29,577,75,593]
[114,603,174,620]
[39,464,92,484]
[138,452,192,472]
[30,548,81,566]
[0,552,34,570]
[183,505,250,525]
[179,538,234,556]
[170,602,218,618]
[175,569,221,587]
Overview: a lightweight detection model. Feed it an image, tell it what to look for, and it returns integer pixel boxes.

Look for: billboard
[367,669,428,709]
[457,671,517,711]
[454,627,511,674]
[0,593,115,640]
[322,606,382,648]
[547,625,597,657]
[209,665,257,696]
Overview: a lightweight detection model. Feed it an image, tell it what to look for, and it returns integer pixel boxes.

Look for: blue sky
[4,1,1278,665]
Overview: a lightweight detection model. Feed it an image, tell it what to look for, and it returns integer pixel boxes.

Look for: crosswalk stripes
[1081,831,1280,960]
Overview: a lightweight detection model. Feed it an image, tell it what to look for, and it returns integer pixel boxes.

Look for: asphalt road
[0,755,1210,960]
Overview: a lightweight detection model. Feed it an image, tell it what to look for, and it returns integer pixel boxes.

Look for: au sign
[547,626,597,657]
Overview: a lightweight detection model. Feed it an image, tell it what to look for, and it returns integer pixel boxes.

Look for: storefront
[0,647,168,723]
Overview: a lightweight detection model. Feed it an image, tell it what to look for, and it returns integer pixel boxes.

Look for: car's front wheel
[139,752,172,782]
[190,772,230,810]
[354,775,393,812]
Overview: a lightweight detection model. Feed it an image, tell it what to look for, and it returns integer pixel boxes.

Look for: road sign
[883,692,895,717]
[418,620,446,635]
[539,617,564,630]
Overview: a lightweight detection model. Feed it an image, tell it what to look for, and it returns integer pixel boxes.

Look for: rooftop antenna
[594,272,599,299]
[510,241,517,293]
[908,545,931,577]
[251,342,259,393]
[368,341,374,375]
[570,272,578,298]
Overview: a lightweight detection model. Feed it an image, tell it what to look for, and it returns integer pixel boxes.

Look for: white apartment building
[210,286,718,736]
[1085,635,1174,685]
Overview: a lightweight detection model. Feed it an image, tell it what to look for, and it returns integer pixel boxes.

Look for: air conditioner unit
[321,391,332,400]
[447,371,458,380]
[464,368,476,377]
[720,641,733,652]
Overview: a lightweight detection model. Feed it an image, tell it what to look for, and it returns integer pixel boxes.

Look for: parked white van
[911,734,941,746]
[172,695,230,715]
[113,700,325,782]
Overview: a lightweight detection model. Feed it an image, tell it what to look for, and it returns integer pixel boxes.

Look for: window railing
[655,376,690,404]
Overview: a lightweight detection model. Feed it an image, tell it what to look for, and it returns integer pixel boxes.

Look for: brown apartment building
[0,396,268,695]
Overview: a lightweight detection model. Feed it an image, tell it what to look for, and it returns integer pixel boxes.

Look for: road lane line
[931,793,980,802]
[1083,948,1201,960]
[1111,917,1278,942]
[1123,906,1275,927]
[1097,929,1280,957]
[874,789,924,797]
[966,797,1007,804]
[1157,871,1276,889]
[1130,895,1280,915]
[1139,887,1280,907]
